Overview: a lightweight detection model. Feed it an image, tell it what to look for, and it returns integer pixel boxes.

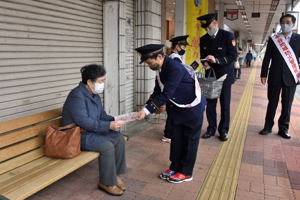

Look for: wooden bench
[0,109,99,200]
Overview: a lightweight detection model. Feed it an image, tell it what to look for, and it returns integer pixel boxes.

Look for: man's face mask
[207,26,218,36]
[149,63,160,71]
[206,21,218,37]
[281,23,293,33]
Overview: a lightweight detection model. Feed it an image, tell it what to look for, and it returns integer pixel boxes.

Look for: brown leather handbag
[45,124,81,159]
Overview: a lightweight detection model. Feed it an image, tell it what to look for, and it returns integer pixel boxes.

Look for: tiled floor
[27,61,300,200]
[236,62,300,200]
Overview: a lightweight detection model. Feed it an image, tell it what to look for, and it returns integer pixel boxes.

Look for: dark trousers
[206,80,232,134]
[81,132,126,186]
[246,60,251,67]
[164,117,171,138]
[264,84,296,132]
[234,68,241,79]
[169,115,203,176]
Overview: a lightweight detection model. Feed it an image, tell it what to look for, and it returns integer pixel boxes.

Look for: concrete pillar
[218,2,224,29]
[135,0,162,110]
[103,0,119,115]
[118,0,127,114]
[161,0,167,43]
[174,0,185,36]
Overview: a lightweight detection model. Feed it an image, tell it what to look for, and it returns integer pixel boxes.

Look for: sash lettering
[271,34,299,83]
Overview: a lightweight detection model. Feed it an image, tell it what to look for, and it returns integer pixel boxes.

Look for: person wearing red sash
[260,14,300,139]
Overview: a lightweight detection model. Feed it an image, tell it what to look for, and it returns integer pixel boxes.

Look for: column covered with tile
[134,0,162,110]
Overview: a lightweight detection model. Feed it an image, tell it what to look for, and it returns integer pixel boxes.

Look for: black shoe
[259,129,272,135]
[202,131,215,139]
[278,131,291,139]
[219,132,228,141]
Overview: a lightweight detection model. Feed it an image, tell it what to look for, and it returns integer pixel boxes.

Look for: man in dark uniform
[259,14,300,139]
[136,44,206,183]
[197,13,237,141]
[162,35,199,143]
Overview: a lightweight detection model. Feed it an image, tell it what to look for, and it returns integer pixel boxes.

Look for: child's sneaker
[167,172,193,183]
[159,169,175,180]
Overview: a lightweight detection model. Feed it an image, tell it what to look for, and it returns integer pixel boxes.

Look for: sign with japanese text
[185,0,208,71]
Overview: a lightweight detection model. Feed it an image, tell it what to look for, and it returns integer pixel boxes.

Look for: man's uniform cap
[169,35,189,45]
[197,13,218,28]
[135,44,164,64]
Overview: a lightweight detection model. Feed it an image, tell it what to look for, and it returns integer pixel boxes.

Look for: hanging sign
[226,9,238,21]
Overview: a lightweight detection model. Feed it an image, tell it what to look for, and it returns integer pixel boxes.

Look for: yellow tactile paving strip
[197,67,257,200]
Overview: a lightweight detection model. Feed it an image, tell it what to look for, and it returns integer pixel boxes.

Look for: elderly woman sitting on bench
[62,64,126,196]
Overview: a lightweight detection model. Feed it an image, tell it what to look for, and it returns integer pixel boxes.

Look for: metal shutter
[0,0,103,122]
[125,0,134,113]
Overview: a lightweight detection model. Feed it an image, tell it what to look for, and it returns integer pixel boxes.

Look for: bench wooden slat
[0,156,50,184]
[0,148,44,175]
[0,158,61,193]
[0,119,60,148]
[0,108,61,134]
[0,136,43,162]
[0,152,99,200]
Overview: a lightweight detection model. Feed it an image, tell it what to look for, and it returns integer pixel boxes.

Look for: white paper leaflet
[114,112,140,122]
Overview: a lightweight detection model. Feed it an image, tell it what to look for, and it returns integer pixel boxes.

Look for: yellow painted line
[197,67,257,200]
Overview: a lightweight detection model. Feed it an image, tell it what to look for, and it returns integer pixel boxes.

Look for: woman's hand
[110,120,125,131]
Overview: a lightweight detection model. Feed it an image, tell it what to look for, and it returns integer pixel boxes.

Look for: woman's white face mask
[93,82,105,94]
